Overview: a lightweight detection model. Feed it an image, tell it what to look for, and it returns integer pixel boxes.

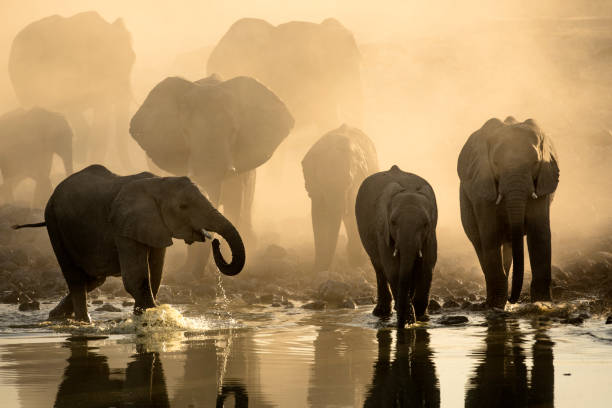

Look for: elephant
[12,164,244,322]
[207,18,362,130]
[130,74,293,276]
[301,124,378,272]
[9,11,135,169]
[355,165,438,328]
[458,116,560,308]
[0,107,73,207]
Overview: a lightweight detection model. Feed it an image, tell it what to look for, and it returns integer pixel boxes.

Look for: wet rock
[468,302,487,311]
[438,315,469,325]
[340,298,357,309]
[0,290,21,304]
[18,300,40,311]
[259,294,275,304]
[428,299,441,313]
[92,299,103,305]
[95,304,121,312]
[302,300,327,311]
[562,316,584,325]
[467,293,478,302]
[317,280,350,304]
[122,300,135,307]
[551,265,569,282]
[284,301,294,308]
[355,296,375,306]
[443,299,460,309]
[271,302,282,307]
[241,293,258,305]
[606,316,612,324]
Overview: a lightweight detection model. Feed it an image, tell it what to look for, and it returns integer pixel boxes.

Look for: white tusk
[393,248,398,257]
[418,249,423,258]
[531,192,538,199]
[495,193,502,205]
[200,229,213,240]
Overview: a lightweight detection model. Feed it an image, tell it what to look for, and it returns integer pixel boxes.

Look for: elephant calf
[302,124,379,272]
[12,165,245,322]
[356,165,438,328]
[458,117,559,308]
[0,107,73,206]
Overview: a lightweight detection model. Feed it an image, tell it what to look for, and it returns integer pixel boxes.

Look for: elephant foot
[48,295,74,320]
[373,302,392,318]
[486,297,507,310]
[416,314,430,322]
[72,312,92,324]
[530,287,552,303]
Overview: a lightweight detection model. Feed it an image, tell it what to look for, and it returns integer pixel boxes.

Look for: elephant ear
[219,76,294,172]
[536,132,560,196]
[129,77,195,175]
[377,182,404,248]
[109,179,173,248]
[457,118,503,202]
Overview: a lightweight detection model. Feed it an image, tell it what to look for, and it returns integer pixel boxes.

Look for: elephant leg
[116,236,156,313]
[413,263,433,320]
[475,208,507,308]
[66,111,90,166]
[502,242,513,276]
[33,175,52,209]
[311,195,343,272]
[48,293,74,320]
[526,200,552,302]
[343,191,366,266]
[372,261,392,318]
[460,188,486,268]
[149,248,166,299]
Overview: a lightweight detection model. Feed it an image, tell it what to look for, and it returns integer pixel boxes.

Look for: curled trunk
[506,191,526,303]
[210,210,245,276]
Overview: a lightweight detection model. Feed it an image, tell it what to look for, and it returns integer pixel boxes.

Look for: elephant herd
[5,12,560,327]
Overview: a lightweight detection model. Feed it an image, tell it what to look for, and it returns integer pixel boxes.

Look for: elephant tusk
[393,248,398,257]
[495,193,502,205]
[200,229,213,240]
[531,192,538,199]
[418,249,423,258]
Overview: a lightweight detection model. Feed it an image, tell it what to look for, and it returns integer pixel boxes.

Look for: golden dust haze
[0,0,610,267]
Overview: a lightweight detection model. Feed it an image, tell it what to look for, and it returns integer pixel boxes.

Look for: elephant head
[130,74,294,201]
[378,179,437,327]
[458,117,559,302]
[109,175,245,276]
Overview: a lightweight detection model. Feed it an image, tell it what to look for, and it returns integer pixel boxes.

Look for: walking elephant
[12,165,244,322]
[207,18,362,130]
[9,11,135,169]
[0,107,73,207]
[302,124,378,272]
[355,165,438,328]
[130,74,293,276]
[458,117,559,308]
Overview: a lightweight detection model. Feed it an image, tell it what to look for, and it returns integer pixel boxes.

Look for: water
[0,299,610,407]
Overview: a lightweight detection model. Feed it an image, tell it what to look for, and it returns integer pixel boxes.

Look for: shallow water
[0,300,610,407]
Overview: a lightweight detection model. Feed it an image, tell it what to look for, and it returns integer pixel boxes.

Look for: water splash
[213,268,236,394]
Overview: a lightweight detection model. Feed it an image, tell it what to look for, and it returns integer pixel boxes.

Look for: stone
[92,299,103,305]
[355,296,375,306]
[284,301,294,308]
[443,299,460,309]
[302,301,327,310]
[317,280,350,304]
[18,300,40,311]
[259,294,275,304]
[0,290,21,304]
[438,315,469,325]
[122,300,135,307]
[95,304,122,312]
[340,298,357,309]
[428,299,442,313]
[606,316,612,324]
[241,293,258,305]
[562,316,584,325]
[271,302,282,307]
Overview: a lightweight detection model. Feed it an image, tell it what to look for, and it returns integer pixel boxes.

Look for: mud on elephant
[458,116,560,308]
[302,124,378,272]
[356,165,438,328]
[12,165,244,322]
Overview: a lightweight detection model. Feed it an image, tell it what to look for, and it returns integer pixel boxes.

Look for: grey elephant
[207,18,362,129]
[356,165,438,328]
[130,74,293,276]
[12,165,244,322]
[9,11,135,169]
[458,117,559,308]
[0,107,73,206]
[302,124,378,272]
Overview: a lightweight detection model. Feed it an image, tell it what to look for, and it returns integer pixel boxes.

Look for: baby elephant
[356,165,438,328]
[13,165,245,322]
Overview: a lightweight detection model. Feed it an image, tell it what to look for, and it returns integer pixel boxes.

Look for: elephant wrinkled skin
[458,116,560,308]
[356,165,438,328]
[302,124,378,272]
[12,165,245,322]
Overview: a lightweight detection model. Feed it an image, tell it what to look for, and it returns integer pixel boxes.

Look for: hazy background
[1,0,611,267]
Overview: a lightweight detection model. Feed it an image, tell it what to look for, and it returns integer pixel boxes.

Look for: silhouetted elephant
[364,329,440,407]
[9,11,135,169]
[302,124,378,272]
[208,18,362,130]
[458,117,560,308]
[356,165,438,327]
[0,107,73,207]
[130,74,293,276]
[12,165,244,322]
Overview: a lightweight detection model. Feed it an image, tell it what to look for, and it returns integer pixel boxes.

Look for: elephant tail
[11,222,46,230]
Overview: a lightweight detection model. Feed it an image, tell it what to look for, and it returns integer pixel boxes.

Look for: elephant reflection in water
[465,318,554,408]
[364,329,440,407]
[54,340,169,408]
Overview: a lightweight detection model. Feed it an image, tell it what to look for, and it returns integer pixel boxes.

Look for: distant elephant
[302,124,378,272]
[12,165,244,322]
[9,11,135,169]
[458,117,559,308]
[0,107,73,207]
[208,18,362,130]
[130,74,293,275]
[356,165,438,328]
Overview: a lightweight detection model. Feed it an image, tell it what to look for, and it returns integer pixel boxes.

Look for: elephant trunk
[506,190,526,303]
[396,248,418,328]
[311,195,343,272]
[209,209,245,276]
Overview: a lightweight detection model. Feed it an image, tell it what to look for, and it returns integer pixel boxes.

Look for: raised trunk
[209,209,245,276]
[396,250,418,328]
[506,191,526,303]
